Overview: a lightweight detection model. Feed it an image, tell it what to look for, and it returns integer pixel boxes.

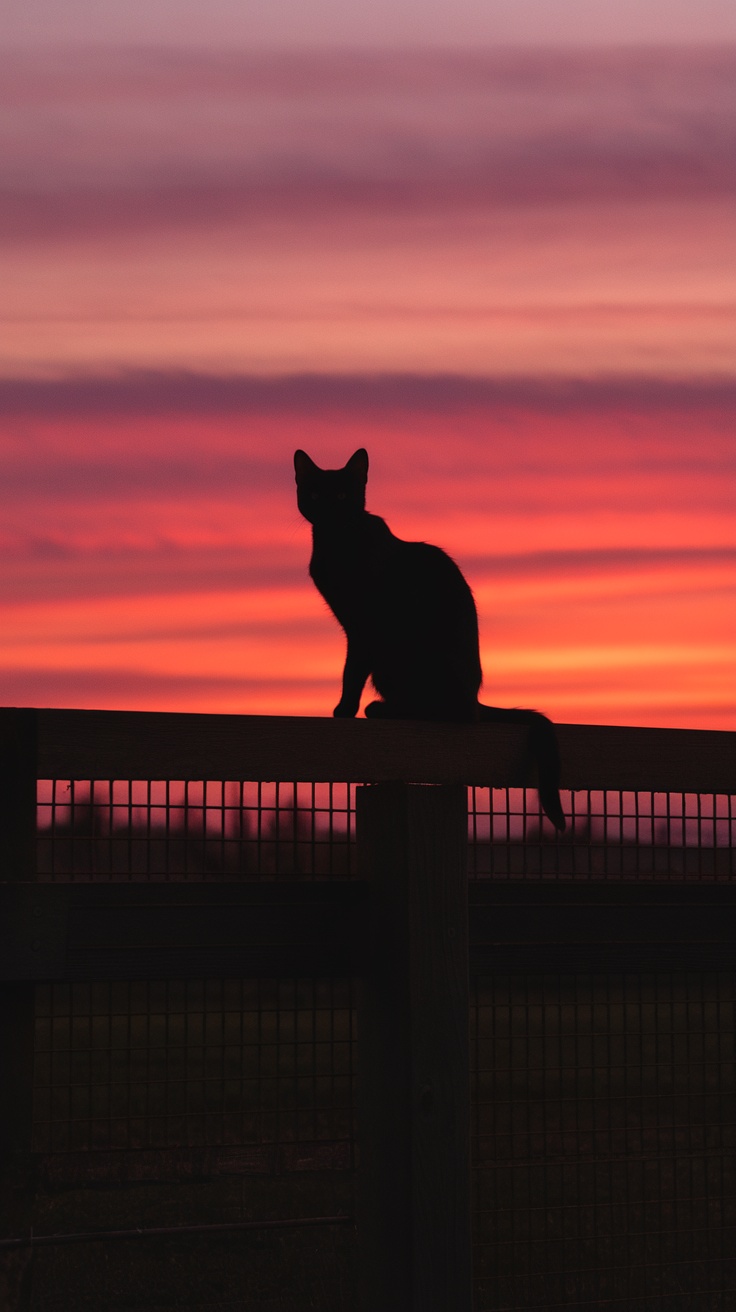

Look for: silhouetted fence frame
[1,707,735,1312]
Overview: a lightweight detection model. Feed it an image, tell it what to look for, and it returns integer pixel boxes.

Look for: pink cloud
[1,47,734,243]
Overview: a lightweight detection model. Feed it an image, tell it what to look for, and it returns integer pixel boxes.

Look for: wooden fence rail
[1,707,735,1312]
[20,705,736,791]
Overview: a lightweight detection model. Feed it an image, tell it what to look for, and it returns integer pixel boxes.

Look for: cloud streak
[2,370,734,415]
[2,47,735,243]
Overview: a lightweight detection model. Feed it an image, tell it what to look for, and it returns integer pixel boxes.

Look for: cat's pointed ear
[294,450,318,481]
[346,448,369,483]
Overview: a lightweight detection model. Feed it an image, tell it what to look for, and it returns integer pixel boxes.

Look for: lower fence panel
[471,970,736,1311]
[20,967,736,1311]
[33,978,357,1156]
[4,761,734,1308]
[27,978,357,1312]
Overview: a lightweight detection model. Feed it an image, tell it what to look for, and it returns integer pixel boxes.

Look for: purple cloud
[1,46,734,243]
[1,370,734,416]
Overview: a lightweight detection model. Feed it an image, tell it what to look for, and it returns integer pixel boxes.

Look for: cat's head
[294,449,368,525]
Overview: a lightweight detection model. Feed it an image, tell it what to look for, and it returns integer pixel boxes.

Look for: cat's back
[311,508,476,627]
[374,529,479,645]
[388,531,475,597]
[368,523,483,710]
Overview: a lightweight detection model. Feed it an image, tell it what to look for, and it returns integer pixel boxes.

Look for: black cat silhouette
[295,447,565,831]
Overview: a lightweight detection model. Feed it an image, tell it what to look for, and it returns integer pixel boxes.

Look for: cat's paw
[364,700,388,718]
[333,702,357,718]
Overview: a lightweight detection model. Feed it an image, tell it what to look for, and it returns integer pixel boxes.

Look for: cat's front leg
[333,638,371,717]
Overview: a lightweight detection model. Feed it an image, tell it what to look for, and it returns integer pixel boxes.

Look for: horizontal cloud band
[2,46,734,241]
[2,371,735,416]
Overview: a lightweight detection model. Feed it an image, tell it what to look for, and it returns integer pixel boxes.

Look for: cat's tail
[477,704,566,832]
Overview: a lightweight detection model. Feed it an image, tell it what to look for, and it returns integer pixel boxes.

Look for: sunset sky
[1,7,735,729]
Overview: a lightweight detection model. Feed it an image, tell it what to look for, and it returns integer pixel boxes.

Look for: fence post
[356,783,472,1312]
[0,710,38,1312]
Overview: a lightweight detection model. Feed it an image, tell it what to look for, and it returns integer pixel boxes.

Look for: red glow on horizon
[0,396,733,731]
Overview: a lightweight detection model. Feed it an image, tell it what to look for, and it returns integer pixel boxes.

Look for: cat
[294,447,565,831]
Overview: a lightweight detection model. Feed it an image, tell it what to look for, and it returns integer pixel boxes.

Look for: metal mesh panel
[36,780,357,881]
[33,978,356,1158]
[37,783,736,882]
[468,789,736,880]
[471,971,736,1310]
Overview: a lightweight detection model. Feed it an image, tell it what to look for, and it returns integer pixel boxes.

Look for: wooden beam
[36,708,533,783]
[356,784,473,1312]
[0,709,37,883]
[0,882,369,982]
[556,721,736,794]
[24,707,736,793]
[0,710,38,1312]
[1,881,734,982]
[469,881,736,973]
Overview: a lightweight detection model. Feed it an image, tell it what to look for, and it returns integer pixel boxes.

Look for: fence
[1,707,735,1311]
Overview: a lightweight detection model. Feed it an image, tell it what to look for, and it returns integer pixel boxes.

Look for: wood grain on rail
[19,708,736,793]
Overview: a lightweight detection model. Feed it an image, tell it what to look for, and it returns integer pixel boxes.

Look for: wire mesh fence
[23,773,736,1308]
[36,780,358,881]
[29,978,358,1311]
[468,788,736,880]
[29,969,736,1308]
[33,977,356,1158]
[471,969,736,1311]
[36,781,736,882]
